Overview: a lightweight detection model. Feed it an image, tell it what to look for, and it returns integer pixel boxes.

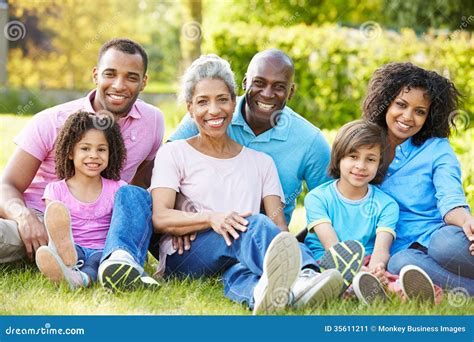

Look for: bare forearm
[368,250,390,269]
[444,207,471,227]
[0,183,27,219]
[153,209,211,235]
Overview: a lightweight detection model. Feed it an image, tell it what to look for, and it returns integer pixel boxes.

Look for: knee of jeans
[246,214,273,230]
[116,185,150,204]
[387,250,416,274]
[429,225,466,262]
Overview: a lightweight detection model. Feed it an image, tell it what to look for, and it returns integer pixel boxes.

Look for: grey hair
[180,54,236,103]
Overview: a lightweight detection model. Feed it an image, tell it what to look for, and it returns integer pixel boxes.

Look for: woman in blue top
[363,62,474,295]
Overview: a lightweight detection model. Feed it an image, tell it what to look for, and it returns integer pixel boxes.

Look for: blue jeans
[388,225,474,295]
[100,185,153,268]
[75,245,102,281]
[164,214,317,309]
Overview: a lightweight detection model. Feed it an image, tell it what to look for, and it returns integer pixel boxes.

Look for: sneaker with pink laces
[36,245,89,290]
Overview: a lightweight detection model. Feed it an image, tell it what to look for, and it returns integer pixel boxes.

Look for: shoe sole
[319,240,365,292]
[36,246,65,284]
[253,232,301,315]
[100,263,144,291]
[400,267,435,302]
[294,269,344,308]
[44,201,77,267]
[353,272,387,304]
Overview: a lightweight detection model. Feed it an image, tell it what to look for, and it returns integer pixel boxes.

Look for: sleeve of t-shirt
[149,143,181,192]
[14,111,56,162]
[304,189,331,232]
[42,182,62,202]
[302,132,332,191]
[432,139,470,217]
[376,198,399,239]
[262,155,285,204]
[168,113,199,141]
[145,107,166,161]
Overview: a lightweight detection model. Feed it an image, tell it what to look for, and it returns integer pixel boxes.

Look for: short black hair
[98,38,148,75]
[362,62,461,146]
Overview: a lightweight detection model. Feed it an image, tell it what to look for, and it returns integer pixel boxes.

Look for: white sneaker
[252,232,301,315]
[44,201,77,266]
[292,268,343,308]
[98,249,159,291]
[36,245,88,290]
[353,271,388,304]
[400,265,435,302]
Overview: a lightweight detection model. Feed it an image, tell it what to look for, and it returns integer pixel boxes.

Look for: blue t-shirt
[170,96,331,224]
[380,137,469,253]
[304,180,399,260]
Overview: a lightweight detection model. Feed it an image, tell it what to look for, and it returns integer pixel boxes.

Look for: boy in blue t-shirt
[305,120,437,304]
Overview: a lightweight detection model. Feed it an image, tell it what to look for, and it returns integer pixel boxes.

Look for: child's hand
[369,263,387,284]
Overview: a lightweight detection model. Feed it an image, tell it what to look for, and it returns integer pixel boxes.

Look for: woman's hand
[461,215,474,255]
[172,233,197,255]
[209,211,251,246]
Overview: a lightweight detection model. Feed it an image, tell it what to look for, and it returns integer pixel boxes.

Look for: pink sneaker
[36,245,88,290]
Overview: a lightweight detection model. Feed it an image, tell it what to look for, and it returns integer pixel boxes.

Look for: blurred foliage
[204,0,474,32]
[7,0,182,90]
[205,24,474,129]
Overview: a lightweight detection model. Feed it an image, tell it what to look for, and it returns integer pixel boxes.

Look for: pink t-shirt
[43,178,126,249]
[14,90,165,212]
[150,140,285,214]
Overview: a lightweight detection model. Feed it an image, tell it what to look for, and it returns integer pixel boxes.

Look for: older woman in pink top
[150,55,343,314]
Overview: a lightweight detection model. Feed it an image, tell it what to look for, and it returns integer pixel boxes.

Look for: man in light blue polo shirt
[169,49,331,225]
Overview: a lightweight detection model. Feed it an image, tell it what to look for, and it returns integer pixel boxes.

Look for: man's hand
[172,233,197,255]
[16,208,48,260]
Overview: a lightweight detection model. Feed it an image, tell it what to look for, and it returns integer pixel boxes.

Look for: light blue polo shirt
[380,137,469,254]
[304,180,399,260]
[169,96,331,223]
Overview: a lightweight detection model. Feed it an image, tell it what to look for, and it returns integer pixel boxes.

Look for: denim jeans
[164,213,317,309]
[101,185,153,268]
[388,225,474,295]
[75,245,102,281]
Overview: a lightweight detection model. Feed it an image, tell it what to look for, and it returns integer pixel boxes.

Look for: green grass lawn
[0,110,473,315]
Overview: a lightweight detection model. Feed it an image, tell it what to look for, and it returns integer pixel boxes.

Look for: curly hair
[54,111,126,180]
[362,62,461,146]
[329,119,387,184]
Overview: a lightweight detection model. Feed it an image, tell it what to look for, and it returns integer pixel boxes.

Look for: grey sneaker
[36,245,88,290]
[400,265,435,302]
[252,232,301,315]
[44,201,77,267]
[292,268,344,308]
[353,271,388,304]
[98,250,159,291]
[319,240,365,292]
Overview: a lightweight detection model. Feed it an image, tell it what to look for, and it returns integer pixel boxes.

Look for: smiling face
[92,48,147,117]
[69,129,109,179]
[385,87,430,146]
[338,144,381,194]
[243,55,295,124]
[187,78,236,139]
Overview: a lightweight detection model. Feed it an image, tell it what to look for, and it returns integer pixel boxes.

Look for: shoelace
[71,259,84,272]
[299,268,318,278]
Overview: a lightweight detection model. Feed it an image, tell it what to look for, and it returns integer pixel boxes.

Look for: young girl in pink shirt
[36,110,126,289]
